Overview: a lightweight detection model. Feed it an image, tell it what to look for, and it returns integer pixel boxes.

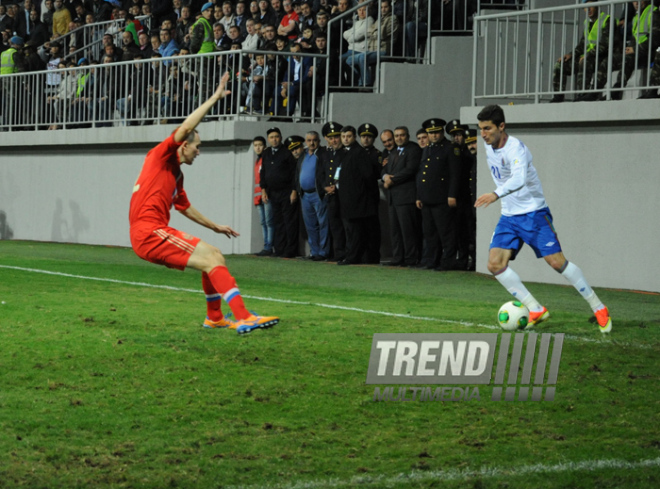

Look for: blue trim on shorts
[489,207,562,259]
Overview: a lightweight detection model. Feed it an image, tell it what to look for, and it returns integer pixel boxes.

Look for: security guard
[190,3,216,54]
[1,36,25,75]
[316,121,346,261]
[416,118,462,271]
[1,36,26,127]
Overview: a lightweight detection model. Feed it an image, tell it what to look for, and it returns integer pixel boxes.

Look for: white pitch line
[224,456,660,489]
[0,264,652,348]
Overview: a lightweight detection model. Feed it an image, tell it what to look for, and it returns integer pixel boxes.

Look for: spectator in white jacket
[340,3,372,85]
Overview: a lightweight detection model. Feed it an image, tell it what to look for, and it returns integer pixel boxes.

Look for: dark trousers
[456,202,475,270]
[325,194,346,260]
[269,188,299,257]
[421,203,458,269]
[389,203,420,265]
[342,214,380,264]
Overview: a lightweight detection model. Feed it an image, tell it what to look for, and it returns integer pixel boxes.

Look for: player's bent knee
[188,241,226,272]
[487,260,504,275]
[544,252,566,272]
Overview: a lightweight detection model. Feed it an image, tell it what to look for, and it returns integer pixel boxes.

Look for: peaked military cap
[357,123,378,137]
[465,129,477,144]
[422,118,446,133]
[266,127,281,136]
[445,119,463,134]
[322,121,343,137]
[285,135,305,151]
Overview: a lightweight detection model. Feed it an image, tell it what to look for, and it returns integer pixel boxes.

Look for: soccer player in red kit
[129,72,279,335]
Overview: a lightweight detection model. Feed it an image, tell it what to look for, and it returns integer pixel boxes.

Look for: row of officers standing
[256,118,478,270]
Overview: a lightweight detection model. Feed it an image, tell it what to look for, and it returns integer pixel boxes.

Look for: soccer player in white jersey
[474,105,612,333]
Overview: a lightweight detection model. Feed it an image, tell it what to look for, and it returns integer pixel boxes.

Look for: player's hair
[380,129,393,138]
[416,128,426,136]
[306,130,320,139]
[186,130,198,143]
[477,105,505,126]
[341,125,356,136]
[253,136,266,144]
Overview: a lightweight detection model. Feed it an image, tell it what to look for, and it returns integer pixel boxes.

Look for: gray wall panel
[461,103,660,292]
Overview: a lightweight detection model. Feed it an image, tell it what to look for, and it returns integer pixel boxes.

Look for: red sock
[207,266,251,320]
[202,272,223,321]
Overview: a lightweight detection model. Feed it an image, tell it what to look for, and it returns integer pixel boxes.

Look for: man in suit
[260,127,300,258]
[416,118,462,271]
[336,126,381,265]
[381,126,422,266]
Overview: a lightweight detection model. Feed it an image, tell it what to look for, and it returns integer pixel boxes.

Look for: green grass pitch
[1,240,660,489]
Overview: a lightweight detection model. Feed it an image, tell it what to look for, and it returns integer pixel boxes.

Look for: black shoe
[609,91,623,101]
[282,253,297,259]
[337,259,352,266]
[638,90,660,99]
[549,95,565,103]
[255,249,273,256]
[311,255,327,262]
[381,260,403,266]
[575,92,600,102]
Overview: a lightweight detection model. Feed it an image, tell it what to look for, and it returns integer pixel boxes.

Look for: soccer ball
[497,301,530,331]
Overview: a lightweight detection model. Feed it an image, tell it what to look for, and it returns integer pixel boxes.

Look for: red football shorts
[131,225,201,271]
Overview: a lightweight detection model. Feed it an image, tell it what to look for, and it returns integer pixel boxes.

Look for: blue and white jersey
[484,135,547,216]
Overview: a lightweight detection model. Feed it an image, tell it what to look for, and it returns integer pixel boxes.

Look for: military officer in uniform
[357,122,383,264]
[464,128,478,270]
[416,118,462,271]
[316,121,346,262]
[446,120,474,271]
[284,135,306,160]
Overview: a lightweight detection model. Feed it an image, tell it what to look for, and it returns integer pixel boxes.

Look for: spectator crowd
[252,119,478,271]
[1,0,475,127]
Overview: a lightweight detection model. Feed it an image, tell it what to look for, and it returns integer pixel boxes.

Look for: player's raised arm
[174,72,231,144]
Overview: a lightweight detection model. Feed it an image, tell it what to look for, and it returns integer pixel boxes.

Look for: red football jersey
[129,132,191,228]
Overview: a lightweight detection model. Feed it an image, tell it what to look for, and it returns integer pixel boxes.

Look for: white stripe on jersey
[484,135,547,216]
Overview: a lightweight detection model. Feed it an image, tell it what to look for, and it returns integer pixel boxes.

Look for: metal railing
[0,49,327,131]
[49,15,154,62]
[325,0,480,96]
[472,0,658,103]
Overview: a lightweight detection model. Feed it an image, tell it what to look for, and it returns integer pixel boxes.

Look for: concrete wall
[461,101,660,293]
[330,36,474,129]
[0,124,258,254]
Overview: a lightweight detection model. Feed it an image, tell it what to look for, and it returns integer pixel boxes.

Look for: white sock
[495,267,544,312]
[561,261,604,313]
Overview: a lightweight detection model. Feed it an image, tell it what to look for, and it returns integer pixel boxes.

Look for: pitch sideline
[225,456,660,489]
[0,264,643,348]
